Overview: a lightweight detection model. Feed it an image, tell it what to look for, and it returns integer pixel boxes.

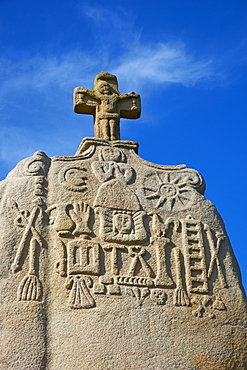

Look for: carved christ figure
[73,72,141,141]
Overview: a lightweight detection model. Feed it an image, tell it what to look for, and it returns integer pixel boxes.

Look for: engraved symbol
[93,282,106,295]
[53,236,67,277]
[212,296,226,311]
[68,240,100,276]
[130,287,150,306]
[131,97,138,111]
[182,216,208,294]
[17,238,42,301]
[191,296,225,319]
[128,247,154,278]
[103,244,126,275]
[113,212,133,235]
[107,284,121,295]
[23,151,50,176]
[152,237,174,287]
[9,198,44,301]
[66,275,95,309]
[48,204,74,236]
[191,296,214,318]
[115,276,154,287]
[76,91,85,104]
[205,225,227,288]
[150,215,179,287]
[59,166,87,192]
[173,249,190,307]
[151,289,167,305]
[150,214,180,238]
[48,202,93,237]
[143,172,194,210]
[97,209,147,244]
[34,176,47,196]
[69,202,93,237]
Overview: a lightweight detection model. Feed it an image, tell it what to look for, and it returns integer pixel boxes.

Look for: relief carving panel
[6,140,231,317]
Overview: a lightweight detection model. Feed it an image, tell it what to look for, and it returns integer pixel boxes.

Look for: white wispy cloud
[0,52,98,95]
[0,4,225,102]
[0,42,221,101]
[80,5,222,90]
[113,42,217,90]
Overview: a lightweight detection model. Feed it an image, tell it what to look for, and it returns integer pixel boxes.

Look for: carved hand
[69,202,92,236]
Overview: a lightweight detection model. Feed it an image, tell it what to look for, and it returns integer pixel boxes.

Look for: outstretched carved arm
[92,161,115,182]
[74,87,99,115]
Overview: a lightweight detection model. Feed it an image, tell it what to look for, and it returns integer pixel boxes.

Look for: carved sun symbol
[143,172,193,210]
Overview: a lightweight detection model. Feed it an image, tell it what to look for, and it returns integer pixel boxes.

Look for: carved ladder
[182,216,208,294]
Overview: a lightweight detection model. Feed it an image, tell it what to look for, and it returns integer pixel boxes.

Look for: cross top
[73,72,141,141]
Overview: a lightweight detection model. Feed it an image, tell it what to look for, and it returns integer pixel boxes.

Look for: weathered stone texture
[0,73,246,369]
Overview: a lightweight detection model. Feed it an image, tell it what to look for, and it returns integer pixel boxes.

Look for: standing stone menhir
[0,72,246,370]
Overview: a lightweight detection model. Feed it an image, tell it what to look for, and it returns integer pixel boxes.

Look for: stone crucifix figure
[73,72,141,141]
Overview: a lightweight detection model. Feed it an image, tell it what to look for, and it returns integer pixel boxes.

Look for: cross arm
[74,87,99,116]
[118,92,141,119]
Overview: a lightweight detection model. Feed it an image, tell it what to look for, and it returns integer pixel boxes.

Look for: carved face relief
[143,171,194,211]
[97,208,147,244]
[97,81,112,95]
[113,212,133,235]
[100,147,123,163]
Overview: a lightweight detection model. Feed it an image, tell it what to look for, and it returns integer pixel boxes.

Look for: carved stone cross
[73,72,141,141]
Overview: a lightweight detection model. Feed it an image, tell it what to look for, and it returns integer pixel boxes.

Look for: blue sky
[0,0,247,291]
